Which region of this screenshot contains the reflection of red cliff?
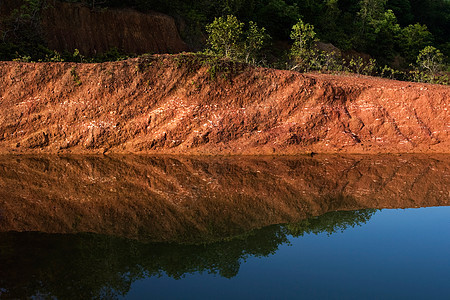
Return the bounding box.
[0,54,448,154]
[0,155,448,242]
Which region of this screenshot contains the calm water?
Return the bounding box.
[126,207,450,300]
[0,155,449,299]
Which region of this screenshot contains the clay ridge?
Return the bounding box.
[0,54,449,154]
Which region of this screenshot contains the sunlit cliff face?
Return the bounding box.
[1,55,449,155]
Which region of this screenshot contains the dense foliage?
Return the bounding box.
[0,0,449,83]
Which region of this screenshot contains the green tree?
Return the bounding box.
[416,46,445,75]
[222,0,249,14]
[400,23,433,63]
[369,9,401,63]
[413,46,448,84]
[206,15,244,59]
[409,0,450,50]
[289,18,317,71]
[1,0,43,41]
[254,0,300,39]
[318,0,343,43]
[0,0,49,60]
[243,21,269,64]
[386,0,414,25]
[206,15,270,63]
[358,0,387,31]
[355,0,387,50]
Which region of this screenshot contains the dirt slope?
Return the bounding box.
[0,155,448,242]
[0,54,449,154]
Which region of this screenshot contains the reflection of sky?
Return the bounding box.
[126,207,450,299]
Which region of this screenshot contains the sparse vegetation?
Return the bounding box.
[410,46,448,84]
[70,66,82,85]
[289,19,317,71]
[174,52,248,81]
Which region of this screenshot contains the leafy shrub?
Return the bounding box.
[205,15,269,65]
[206,15,244,60]
[411,46,448,84]
[70,66,82,85]
[289,18,317,71]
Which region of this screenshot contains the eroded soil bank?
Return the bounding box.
[0,155,448,242]
[0,54,449,154]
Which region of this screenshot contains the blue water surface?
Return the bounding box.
[125,207,450,300]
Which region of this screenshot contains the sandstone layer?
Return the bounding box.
[0,54,449,154]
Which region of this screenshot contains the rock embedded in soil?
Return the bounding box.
[0,54,448,155]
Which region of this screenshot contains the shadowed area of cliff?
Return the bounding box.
[0,155,448,243]
[0,0,188,56]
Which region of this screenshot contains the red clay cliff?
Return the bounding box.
[0,54,449,154]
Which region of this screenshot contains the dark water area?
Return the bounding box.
[0,155,449,299]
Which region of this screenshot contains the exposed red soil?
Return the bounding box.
[0,54,448,154]
[0,155,448,243]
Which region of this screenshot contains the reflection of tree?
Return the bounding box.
[285,209,378,237]
[0,209,376,299]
